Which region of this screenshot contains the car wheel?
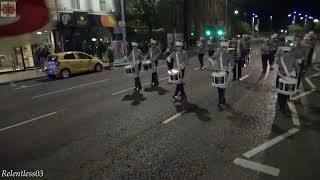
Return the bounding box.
[94,64,103,72]
[61,69,71,79]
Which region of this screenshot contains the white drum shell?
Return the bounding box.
[125,64,135,76]
[211,71,227,88]
[277,77,298,95]
[168,69,181,84]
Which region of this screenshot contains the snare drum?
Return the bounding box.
[277,76,297,95]
[124,64,135,75]
[168,69,181,83]
[143,60,152,71]
[211,71,227,88]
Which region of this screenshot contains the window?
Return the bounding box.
[76,53,91,59]
[70,0,80,9]
[100,0,107,11]
[64,53,76,60]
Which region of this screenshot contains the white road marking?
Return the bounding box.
[305,77,316,89]
[240,75,249,81]
[15,83,42,90]
[194,65,209,71]
[291,90,316,101]
[162,111,184,124]
[288,102,300,126]
[112,77,169,96]
[0,112,57,133]
[32,79,109,99]
[313,66,320,71]
[234,158,280,177]
[243,128,300,158]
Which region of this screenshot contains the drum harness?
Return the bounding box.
[279,56,294,78]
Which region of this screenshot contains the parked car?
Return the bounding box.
[43,51,103,78]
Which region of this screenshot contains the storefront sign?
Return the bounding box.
[74,11,88,27]
[0,1,16,17]
[59,12,74,26]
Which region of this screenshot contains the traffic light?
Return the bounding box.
[216,27,225,36]
[190,32,195,36]
[204,26,213,37]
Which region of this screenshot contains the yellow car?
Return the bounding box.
[44,51,104,78]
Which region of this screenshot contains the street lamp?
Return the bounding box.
[234,10,239,15]
[314,19,319,23]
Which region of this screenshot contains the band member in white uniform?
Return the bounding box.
[197,37,206,70]
[126,42,144,91]
[209,42,234,109]
[146,39,162,86]
[275,48,300,113]
[167,41,188,100]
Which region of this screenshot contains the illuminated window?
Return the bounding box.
[70,0,80,9]
[100,0,107,11]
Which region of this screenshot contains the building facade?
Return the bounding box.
[0,0,119,73]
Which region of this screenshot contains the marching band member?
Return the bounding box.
[208,37,215,57]
[167,41,188,100]
[197,37,206,70]
[126,42,144,91]
[164,41,175,70]
[146,39,162,86]
[275,48,300,113]
[209,42,234,109]
[269,34,280,70]
[261,39,271,73]
[291,36,308,89]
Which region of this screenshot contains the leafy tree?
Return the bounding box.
[314,23,320,34]
[288,25,304,36]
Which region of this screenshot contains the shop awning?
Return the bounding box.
[0,0,49,37]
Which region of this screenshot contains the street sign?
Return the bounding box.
[118,21,125,27]
[113,27,122,34]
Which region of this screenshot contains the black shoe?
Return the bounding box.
[218,104,223,111]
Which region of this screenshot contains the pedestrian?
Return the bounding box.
[146,39,162,86]
[243,35,251,65]
[209,42,234,109]
[269,34,280,70]
[229,37,241,80]
[275,48,300,113]
[208,37,215,57]
[197,37,206,70]
[40,45,50,69]
[164,41,174,70]
[126,42,144,91]
[107,45,114,69]
[167,41,188,100]
[304,32,315,68]
[291,35,308,89]
[261,39,271,73]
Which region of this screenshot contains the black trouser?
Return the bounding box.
[218,88,226,105]
[307,48,314,67]
[181,69,185,79]
[175,83,186,96]
[134,77,142,89]
[269,50,277,66]
[276,75,289,112]
[208,50,214,57]
[138,62,142,71]
[167,59,173,70]
[198,54,204,68]
[233,60,243,80]
[151,72,159,86]
[297,61,304,89]
[261,54,270,73]
[155,60,159,67]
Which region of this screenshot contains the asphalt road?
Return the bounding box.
[0,44,320,180]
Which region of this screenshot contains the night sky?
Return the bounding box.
[231,0,320,31]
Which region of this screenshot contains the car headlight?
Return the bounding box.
[290,43,294,47]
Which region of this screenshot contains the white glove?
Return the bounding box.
[209,58,214,66]
[167,58,171,63]
[296,58,302,64]
[180,64,185,69]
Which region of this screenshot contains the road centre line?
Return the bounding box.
[32,79,109,99]
[243,128,300,158]
[162,111,185,124]
[287,102,300,126]
[15,83,42,90]
[291,90,316,101]
[240,75,249,81]
[0,112,57,133]
[112,77,169,96]
[233,158,280,177]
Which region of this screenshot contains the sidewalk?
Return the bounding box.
[0,63,112,85]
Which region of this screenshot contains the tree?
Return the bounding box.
[288,25,304,36]
[126,0,161,37]
[314,23,320,34]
